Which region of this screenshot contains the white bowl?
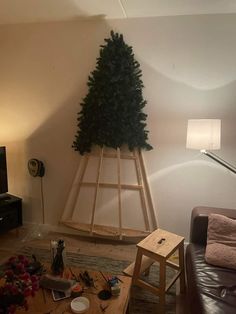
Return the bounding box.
[71,296,90,314]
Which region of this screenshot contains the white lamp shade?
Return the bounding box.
[186,119,221,150]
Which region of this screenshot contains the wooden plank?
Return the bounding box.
[117,147,122,240]
[123,261,136,277]
[134,149,150,231]
[135,278,160,295]
[70,154,89,220]
[166,260,179,270]
[138,150,158,229]
[61,221,150,239]
[90,152,136,160]
[165,271,181,293]
[61,147,158,242]
[123,255,155,277]
[90,147,104,234]
[132,249,143,285]
[81,182,142,190]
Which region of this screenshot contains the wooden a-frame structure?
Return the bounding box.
[61,147,158,240]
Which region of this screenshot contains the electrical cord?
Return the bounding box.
[40,176,45,224]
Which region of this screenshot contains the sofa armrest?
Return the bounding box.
[190,206,236,245]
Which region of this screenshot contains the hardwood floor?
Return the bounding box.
[0,226,189,313]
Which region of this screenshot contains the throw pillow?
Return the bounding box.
[205,213,236,270]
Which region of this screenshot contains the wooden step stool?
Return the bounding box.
[124,228,185,313]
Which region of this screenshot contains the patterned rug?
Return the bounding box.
[19,246,176,314]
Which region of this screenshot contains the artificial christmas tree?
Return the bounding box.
[73,31,152,154]
[61,31,157,240]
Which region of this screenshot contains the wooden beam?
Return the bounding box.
[90,152,136,160]
[138,150,158,229]
[90,147,104,234]
[134,149,150,231]
[165,271,181,292]
[117,148,123,240]
[123,255,155,277]
[61,221,150,239]
[81,182,142,190]
[71,155,89,220]
[166,260,179,270]
[135,279,160,295]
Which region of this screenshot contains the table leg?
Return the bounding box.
[178,241,186,294]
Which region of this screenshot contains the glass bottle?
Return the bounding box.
[51,240,65,276]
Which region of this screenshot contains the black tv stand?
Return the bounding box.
[0,194,22,234]
[0,193,11,201]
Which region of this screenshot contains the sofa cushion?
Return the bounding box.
[190,206,236,246]
[205,214,236,270]
[186,243,236,314]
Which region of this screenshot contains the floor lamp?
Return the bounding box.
[186,119,236,174]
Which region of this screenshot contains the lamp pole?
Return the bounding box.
[201,150,236,174]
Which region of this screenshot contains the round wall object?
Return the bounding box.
[28,159,45,177]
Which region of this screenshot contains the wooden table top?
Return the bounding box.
[16,266,132,314]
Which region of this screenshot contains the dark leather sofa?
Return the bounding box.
[186,206,236,314]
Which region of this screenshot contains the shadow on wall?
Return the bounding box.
[0,0,94,25]
[24,95,81,225]
[2,19,111,225]
[109,14,236,91]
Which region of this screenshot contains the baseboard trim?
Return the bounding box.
[22,221,190,245]
[22,221,82,235]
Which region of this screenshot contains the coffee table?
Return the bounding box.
[16,265,132,314]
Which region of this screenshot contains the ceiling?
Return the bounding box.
[1,0,236,25]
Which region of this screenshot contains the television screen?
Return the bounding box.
[0,147,8,194]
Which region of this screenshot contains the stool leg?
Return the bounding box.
[132,249,143,285]
[179,241,186,294]
[144,267,150,276]
[159,260,166,314]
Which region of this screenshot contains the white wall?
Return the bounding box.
[0,14,236,240]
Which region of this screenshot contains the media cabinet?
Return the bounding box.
[0,194,22,233]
